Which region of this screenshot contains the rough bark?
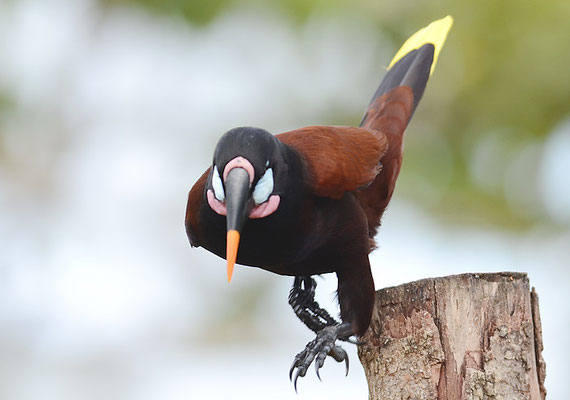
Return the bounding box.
[358,272,546,400]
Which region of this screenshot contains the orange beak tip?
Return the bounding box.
[226,230,240,283]
[227,267,233,283]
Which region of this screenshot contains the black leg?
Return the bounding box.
[288,276,338,333]
[288,277,358,390]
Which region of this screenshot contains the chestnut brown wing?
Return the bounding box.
[277,126,388,199]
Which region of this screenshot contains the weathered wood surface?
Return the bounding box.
[358,272,546,399]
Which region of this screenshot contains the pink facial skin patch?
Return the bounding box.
[223,157,255,184]
[249,195,280,218]
[207,189,227,215]
[207,190,280,219]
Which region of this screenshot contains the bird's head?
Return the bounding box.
[206,127,284,282]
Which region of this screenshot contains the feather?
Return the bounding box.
[388,15,453,76]
[277,126,388,199]
[357,16,453,238]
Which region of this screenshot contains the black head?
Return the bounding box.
[213,127,282,183]
[206,126,286,282]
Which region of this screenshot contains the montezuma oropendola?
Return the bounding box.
[185,16,453,388]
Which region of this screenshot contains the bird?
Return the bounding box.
[185,16,453,389]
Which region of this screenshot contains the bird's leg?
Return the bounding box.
[288,252,373,390]
[288,277,355,390]
[289,321,353,390]
[288,276,338,333]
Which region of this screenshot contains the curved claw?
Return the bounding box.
[314,352,326,381]
[288,324,353,389]
[329,345,349,376]
[289,353,303,381]
[293,367,306,393]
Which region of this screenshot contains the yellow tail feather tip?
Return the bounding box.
[388,15,453,76]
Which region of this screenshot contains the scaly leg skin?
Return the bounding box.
[289,321,354,391]
[288,276,338,333]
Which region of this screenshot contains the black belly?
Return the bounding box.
[197,192,368,277]
[198,199,339,276]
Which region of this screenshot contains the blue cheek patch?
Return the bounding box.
[253,167,274,205]
[212,165,225,202]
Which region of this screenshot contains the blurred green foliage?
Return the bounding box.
[100,0,570,230]
[102,0,346,24]
[0,92,13,111]
[103,0,231,24]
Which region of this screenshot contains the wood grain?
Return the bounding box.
[358,272,546,399]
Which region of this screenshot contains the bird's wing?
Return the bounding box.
[185,167,210,247]
[277,126,388,199]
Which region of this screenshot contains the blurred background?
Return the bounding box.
[0,0,568,398]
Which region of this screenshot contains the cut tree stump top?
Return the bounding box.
[358,272,546,400]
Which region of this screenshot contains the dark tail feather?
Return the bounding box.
[362,44,434,127]
[360,16,453,133]
[356,17,452,239]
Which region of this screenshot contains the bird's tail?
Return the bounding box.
[357,16,452,238]
[360,15,453,132]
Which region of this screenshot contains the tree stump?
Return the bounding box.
[358,272,546,399]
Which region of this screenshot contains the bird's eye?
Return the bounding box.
[212,165,225,201]
[252,167,274,205]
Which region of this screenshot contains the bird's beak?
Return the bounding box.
[224,167,253,283]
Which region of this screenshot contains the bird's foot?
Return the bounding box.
[288,276,338,333]
[289,322,352,391]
